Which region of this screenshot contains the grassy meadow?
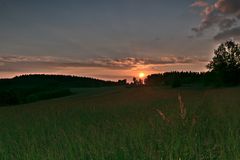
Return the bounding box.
[0,86,240,159]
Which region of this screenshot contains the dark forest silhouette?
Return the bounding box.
[0,74,117,88]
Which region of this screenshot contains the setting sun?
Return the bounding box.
[139,72,145,78]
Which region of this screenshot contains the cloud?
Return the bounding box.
[218,18,237,30]
[214,26,240,40]
[214,0,240,14]
[191,9,222,35]
[0,55,209,73]
[191,0,209,7]
[191,0,240,39]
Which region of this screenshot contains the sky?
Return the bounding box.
[0,0,240,81]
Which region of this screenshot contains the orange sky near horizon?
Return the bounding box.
[0,61,208,82]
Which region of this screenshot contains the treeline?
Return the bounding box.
[145,72,203,87]
[144,71,230,88]
[0,74,119,106]
[0,74,117,89]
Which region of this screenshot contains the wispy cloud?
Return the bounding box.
[214,26,240,40]
[191,0,209,8]
[191,0,240,40]
[0,55,208,73]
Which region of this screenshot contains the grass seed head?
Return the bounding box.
[178,94,187,120]
[156,109,170,124]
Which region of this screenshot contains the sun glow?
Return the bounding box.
[139,72,145,79]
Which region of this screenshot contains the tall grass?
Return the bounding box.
[0,87,240,159]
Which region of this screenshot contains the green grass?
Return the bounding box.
[0,87,240,159]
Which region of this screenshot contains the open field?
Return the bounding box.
[0,87,240,159]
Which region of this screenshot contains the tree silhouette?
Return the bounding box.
[144,71,203,87]
[132,77,143,86]
[207,40,240,85]
[117,79,127,85]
